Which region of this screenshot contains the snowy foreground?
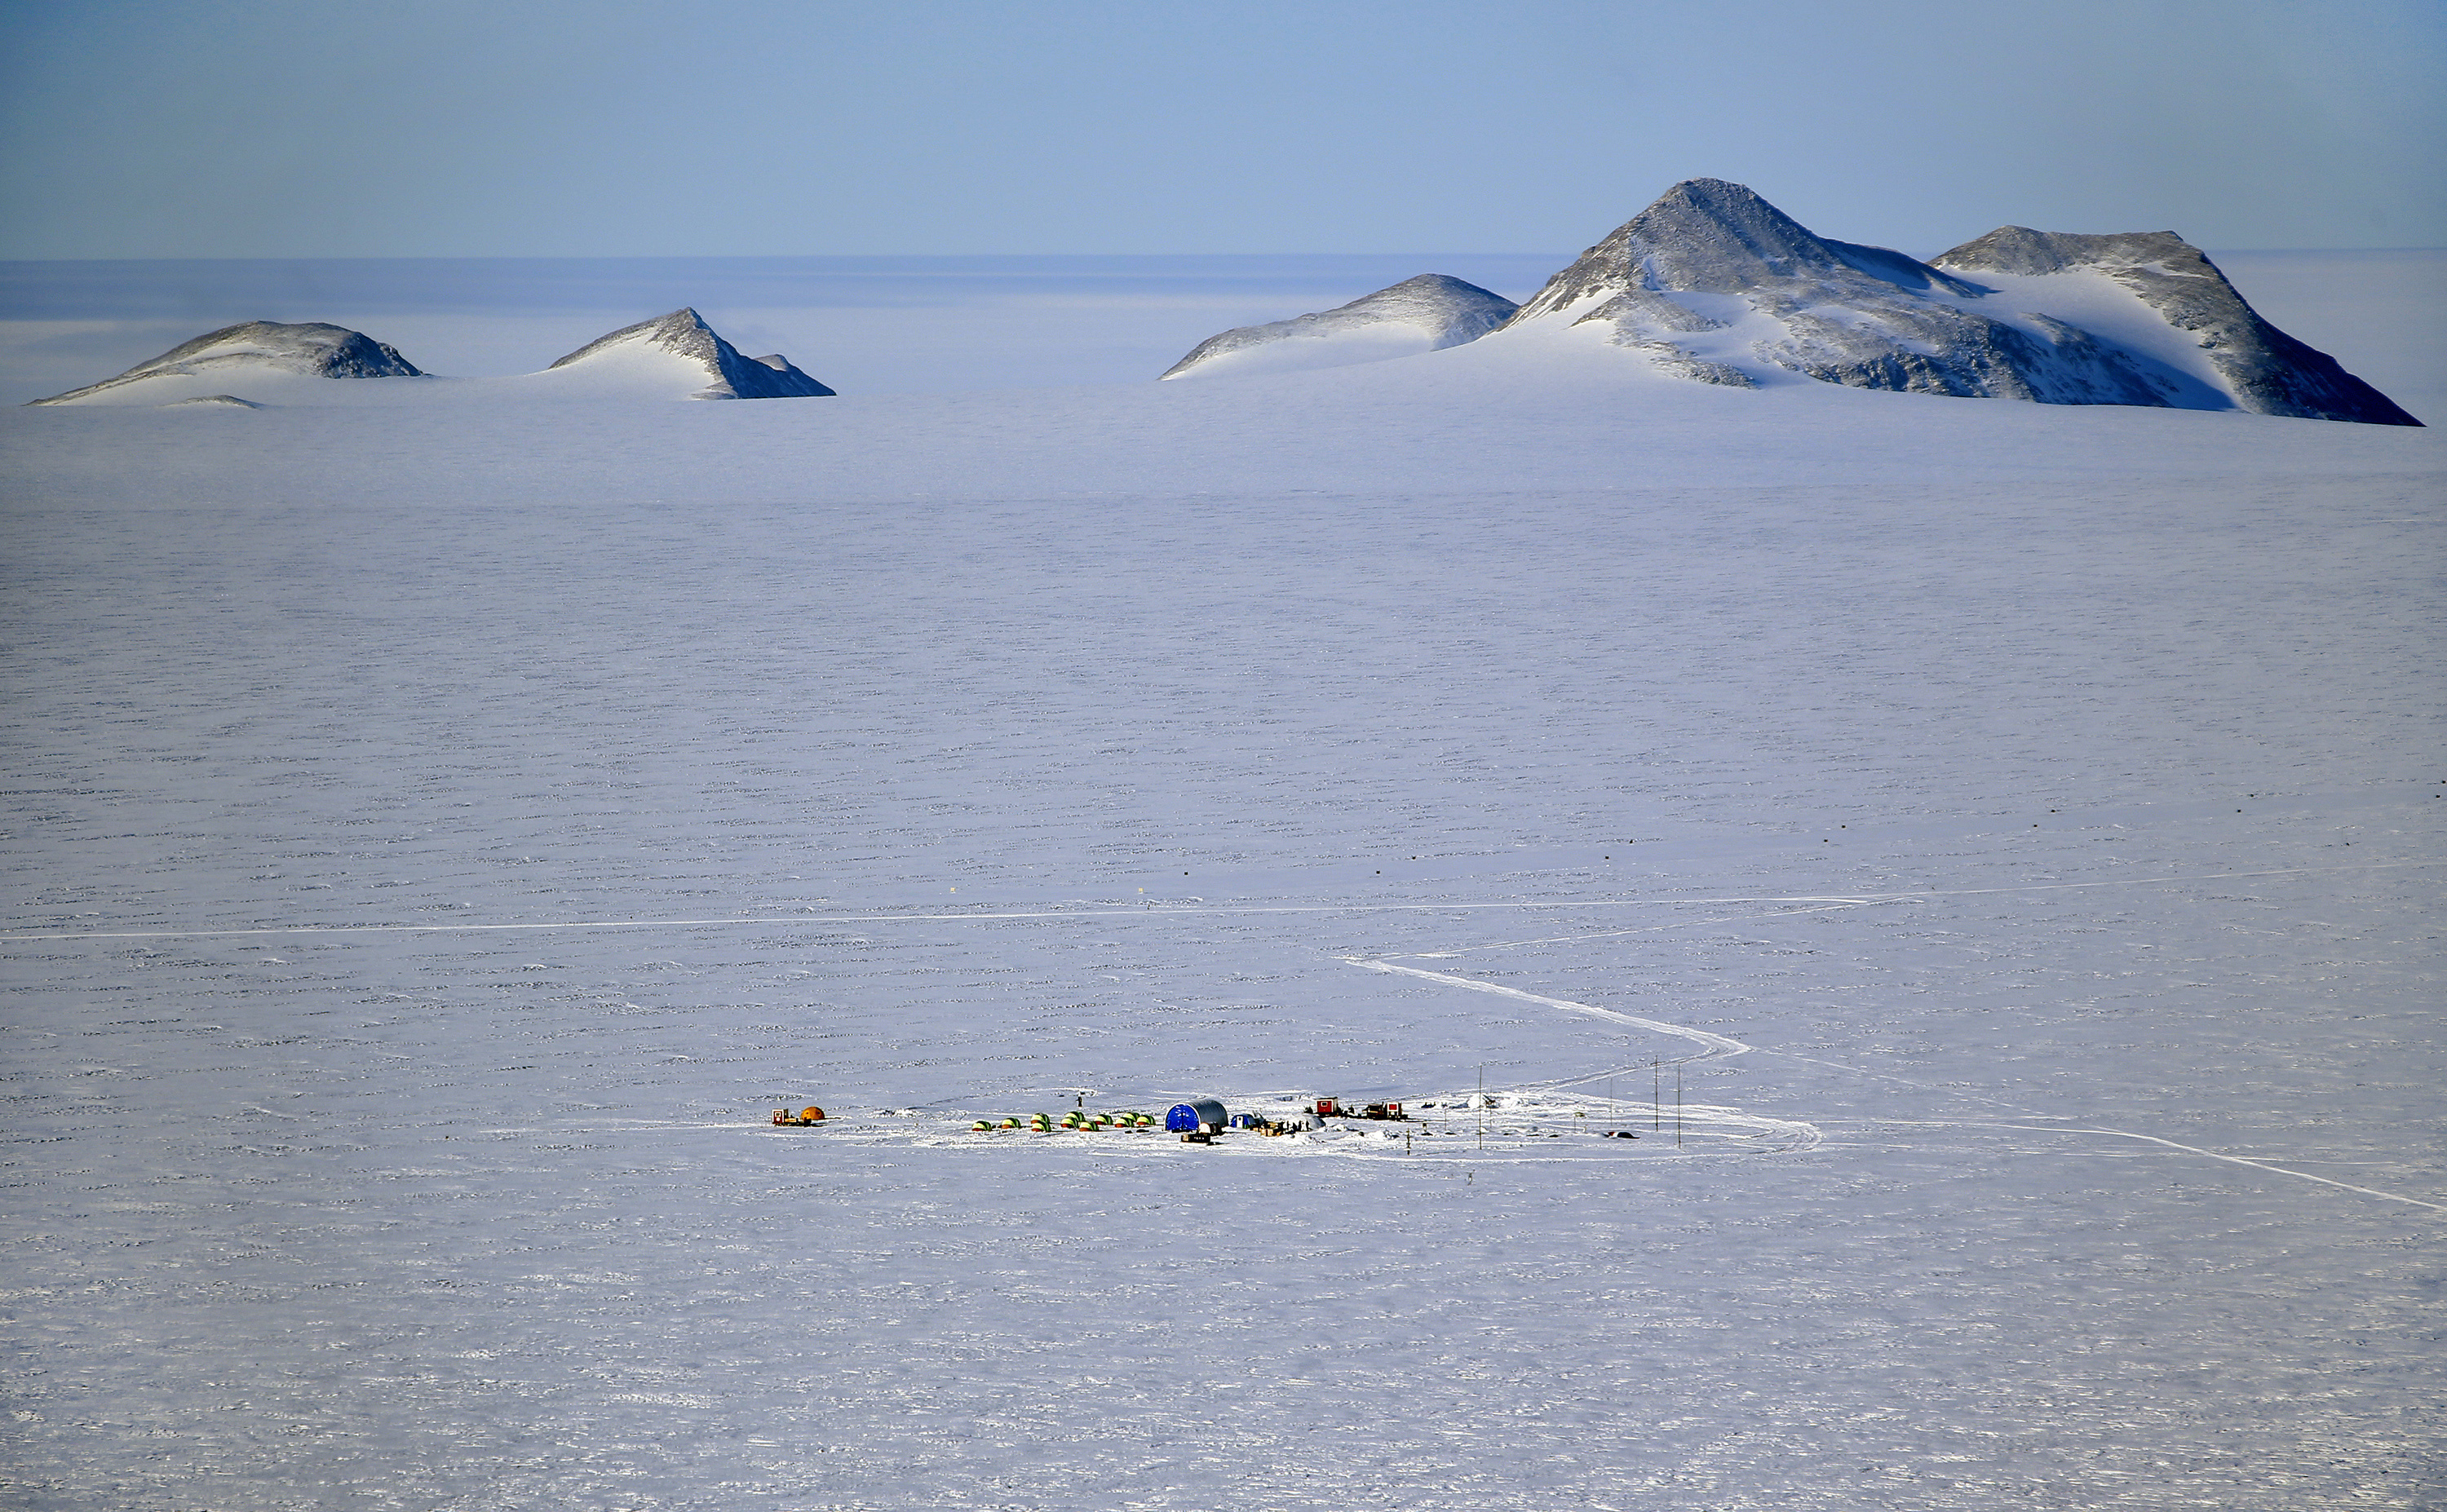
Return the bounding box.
[2,254,2443,1510]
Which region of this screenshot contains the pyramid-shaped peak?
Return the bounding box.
[1507,179,1976,325]
[1636,179,1825,253]
[1550,179,1842,296]
[644,307,715,337]
[547,307,834,399]
[548,308,716,369]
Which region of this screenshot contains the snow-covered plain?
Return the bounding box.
[2,253,2443,1510]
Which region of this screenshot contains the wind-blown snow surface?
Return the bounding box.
[2,257,2443,1510]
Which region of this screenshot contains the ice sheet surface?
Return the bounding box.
[2,254,2442,1510]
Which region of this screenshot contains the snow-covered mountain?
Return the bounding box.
[1493,178,2419,424]
[26,321,423,406]
[544,308,834,399]
[24,307,839,406]
[1927,228,2420,426]
[1160,274,1518,380]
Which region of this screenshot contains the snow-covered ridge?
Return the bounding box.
[1160,273,1519,380]
[1928,228,2419,426]
[1144,179,2417,424]
[27,309,837,406]
[26,321,422,406]
[545,307,835,400]
[1490,178,2420,425]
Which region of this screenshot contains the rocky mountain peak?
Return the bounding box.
[548,307,722,371]
[548,308,834,399]
[1511,179,1978,325]
[1933,227,2201,279]
[1931,228,2420,426]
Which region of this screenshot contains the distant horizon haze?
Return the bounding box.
[1,1,2440,259]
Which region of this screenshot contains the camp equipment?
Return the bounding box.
[1164,1099,1228,1134]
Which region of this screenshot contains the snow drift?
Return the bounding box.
[26,321,423,406]
[1493,178,2419,425]
[1160,273,1519,380]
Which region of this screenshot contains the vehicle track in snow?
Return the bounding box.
[1340,957,1819,1156]
[14,862,2436,1200]
[1833,1120,2447,1214]
[1351,958,1754,1062]
[1330,893,1929,1153]
[6,858,2432,944]
[1344,904,2446,1212]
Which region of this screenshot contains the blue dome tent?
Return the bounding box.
[1164,1099,1228,1134]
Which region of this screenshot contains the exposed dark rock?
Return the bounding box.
[28,321,421,405]
[1933,228,2421,426]
[1505,179,2180,407]
[549,308,835,399]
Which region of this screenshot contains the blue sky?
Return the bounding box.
[2,0,2440,259]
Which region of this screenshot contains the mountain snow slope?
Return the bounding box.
[542,307,834,399]
[1161,273,1519,379]
[25,320,423,406]
[1492,179,2419,424]
[23,308,835,406]
[1929,228,2421,425]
